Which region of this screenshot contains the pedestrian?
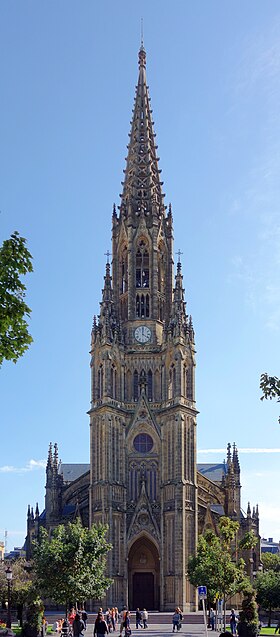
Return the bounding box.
[172,609,181,632]
[81,609,88,629]
[142,610,148,629]
[123,611,131,637]
[135,609,143,629]
[230,610,237,636]
[119,607,128,636]
[275,619,280,635]
[68,609,76,627]
[94,612,109,637]
[73,614,85,637]
[210,608,215,631]
[106,609,113,633]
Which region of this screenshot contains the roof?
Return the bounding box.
[210,504,225,515]
[58,463,90,483]
[197,463,226,483]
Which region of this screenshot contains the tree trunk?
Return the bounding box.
[268,604,272,628]
[223,593,226,632]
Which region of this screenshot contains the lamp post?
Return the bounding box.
[5,566,12,628]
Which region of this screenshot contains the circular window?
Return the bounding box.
[134,433,153,453]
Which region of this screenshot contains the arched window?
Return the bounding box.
[147,369,153,401]
[136,240,149,288]
[133,370,139,401]
[154,369,160,401]
[136,293,150,318]
[158,245,166,293]
[120,246,128,294]
[172,366,176,398]
[125,369,132,401]
[97,365,103,399]
[111,365,117,399]
[187,367,193,400]
[168,368,172,400]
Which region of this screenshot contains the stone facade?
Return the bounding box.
[26,46,260,611]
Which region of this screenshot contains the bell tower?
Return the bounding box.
[89,46,198,611]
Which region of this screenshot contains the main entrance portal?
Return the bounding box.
[128,536,160,610]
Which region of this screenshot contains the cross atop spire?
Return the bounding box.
[120,47,165,221]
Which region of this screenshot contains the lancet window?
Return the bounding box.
[136,293,150,318]
[97,365,104,399]
[111,365,117,399]
[147,369,153,401]
[168,364,176,399]
[136,240,149,288]
[133,370,139,401]
[120,246,128,294]
[186,367,193,400]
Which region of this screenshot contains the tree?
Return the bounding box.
[188,517,254,630]
[0,231,33,366]
[260,374,280,424]
[32,520,112,613]
[0,559,33,609]
[261,552,280,573]
[255,570,280,626]
[237,582,259,637]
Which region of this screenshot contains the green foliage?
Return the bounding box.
[261,552,280,573]
[32,520,112,607]
[260,374,280,424]
[188,518,249,604]
[0,559,33,606]
[0,231,33,366]
[255,570,280,626]
[237,586,259,637]
[239,531,258,551]
[22,595,44,636]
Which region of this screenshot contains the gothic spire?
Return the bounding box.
[120,46,165,219]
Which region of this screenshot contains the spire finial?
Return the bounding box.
[141,18,144,48]
[104,249,112,264]
[176,249,183,267]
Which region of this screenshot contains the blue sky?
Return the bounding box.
[0,1,280,552]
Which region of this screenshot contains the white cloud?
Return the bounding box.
[0,459,45,473]
[198,448,280,454]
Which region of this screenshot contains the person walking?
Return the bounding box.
[94,612,109,637]
[135,609,143,629]
[119,607,128,636]
[209,608,215,631]
[73,614,85,637]
[123,611,131,637]
[230,610,237,635]
[172,609,181,632]
[142,610,148,629]
[81,609,88,630]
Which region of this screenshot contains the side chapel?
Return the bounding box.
[26,46,260,611]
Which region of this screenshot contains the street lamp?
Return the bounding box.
[5,566,12,629]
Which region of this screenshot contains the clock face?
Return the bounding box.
[134,325,151,343]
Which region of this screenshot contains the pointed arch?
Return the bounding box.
[125,369,132,401]
[133,370,139,401]
[136,238,150,288]
[98,365,104,399]
[147,369,153,401]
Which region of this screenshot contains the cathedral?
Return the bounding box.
[26,46,260,611]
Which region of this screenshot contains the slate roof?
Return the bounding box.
[58,463,90,483]
[197,463,226,483]
[210,503,225,515]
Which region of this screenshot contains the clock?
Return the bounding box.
[134,325,151,343]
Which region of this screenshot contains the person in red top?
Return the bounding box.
[68,608,76,626]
